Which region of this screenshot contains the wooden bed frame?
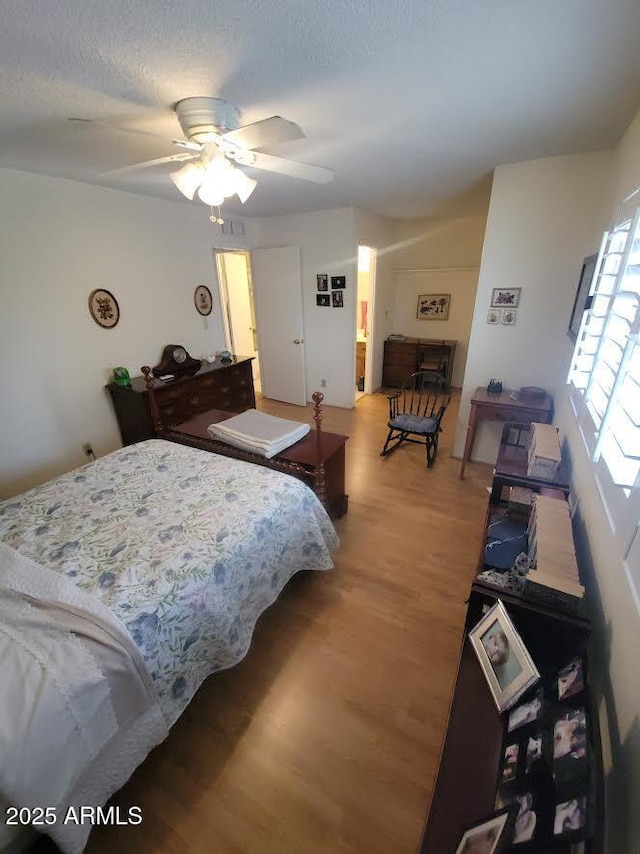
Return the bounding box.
[141,366,348,517]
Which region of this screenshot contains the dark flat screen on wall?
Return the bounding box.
[568,254,598,340]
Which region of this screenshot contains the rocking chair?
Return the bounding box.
[380,371,451,467]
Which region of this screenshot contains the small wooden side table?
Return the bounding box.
[459,387,553,478]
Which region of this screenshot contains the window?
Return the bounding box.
[568,206,640,491]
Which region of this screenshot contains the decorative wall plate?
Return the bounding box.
[194,285,213,316]
[88,288,120,329]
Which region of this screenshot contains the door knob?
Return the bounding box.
[293,339,303,344]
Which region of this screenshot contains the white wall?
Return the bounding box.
[0,169,255,498]
[390,216,487,386]
[391,270,477,387]
[558,109,640,853]
[453,152,612,461]
[252,207,359,408]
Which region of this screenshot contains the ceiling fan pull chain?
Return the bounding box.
[209,205,224,226]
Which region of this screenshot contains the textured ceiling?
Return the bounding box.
[1,0,639,219]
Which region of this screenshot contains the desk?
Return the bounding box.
[459,388,553,478]
[165,409,349,519]
[382,338,457,387]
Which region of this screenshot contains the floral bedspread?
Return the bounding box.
[0,440,339,724]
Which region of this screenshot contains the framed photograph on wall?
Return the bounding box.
[469,600,540,712]
[317,273,328,291]
[491,288,521,308]
[88,288,120,329]
[316,293,330,307]
[417,293,450,320]
[501,309,517,325]
[487,308,501,325]
[194,285,213,316]
[332,290,344,308]
[568,254,597,340]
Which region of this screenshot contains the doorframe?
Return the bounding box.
[364,247,378,395]
[355,245,378,399]
[213,246,259,360]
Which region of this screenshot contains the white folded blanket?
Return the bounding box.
[208,409,310,458]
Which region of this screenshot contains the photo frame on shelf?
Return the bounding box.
[417,293,450,320]
[568,254,597,340]
[553,796,587,837]
[556,658,584,701]
[491,288,521,308]
[507,687,544,732]
[454,807,517,854]
[469,600,540,713]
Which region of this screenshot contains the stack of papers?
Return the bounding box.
[207,409,310,459]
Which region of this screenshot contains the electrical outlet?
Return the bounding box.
[82,443,94,459]
[320,379,327,388]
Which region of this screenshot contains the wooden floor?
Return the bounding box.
[88,389,493,854]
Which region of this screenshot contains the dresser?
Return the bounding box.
[382,337,457,387]
[107,357,255,446]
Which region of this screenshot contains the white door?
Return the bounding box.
[251,246,306,405]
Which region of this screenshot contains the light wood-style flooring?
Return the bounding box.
[88,389,493,854]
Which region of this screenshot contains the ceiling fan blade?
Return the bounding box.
[237,150,334,183]
[221,116,305,151]
[100,152,198,176]
[67,117,202,151]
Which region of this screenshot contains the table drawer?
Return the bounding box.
[384,343,418,366]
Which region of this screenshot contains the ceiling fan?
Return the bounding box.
[75,97,334,207]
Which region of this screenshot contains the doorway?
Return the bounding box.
[356,245,376,399]
[214,249,261,392]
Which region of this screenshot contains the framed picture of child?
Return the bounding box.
[469,600,540,713]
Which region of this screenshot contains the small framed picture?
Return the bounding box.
[525,734,543,773]
[469,600,540,713]
[512,792,538,845]
[194,285,213,316]
[501,743,519,782]
[454,807,517,854]
[556,658,584,701]
[554,796,587,836]
[553,708,587,761]
[417,293,450,320]
[487,308,501,325]
[501,309,517,325]
[88,288,120,329]
[332,291,344,308]
[491,288,521,308]
[331,275,346,289]
[316,294,330,307]
[317,273,328,291]
[507,687,543,732]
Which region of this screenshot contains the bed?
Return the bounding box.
[0,439,339,852]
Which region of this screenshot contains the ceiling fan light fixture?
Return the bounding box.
[233,169,257,203]
[170,161,203,200]
[197,179,225,207]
